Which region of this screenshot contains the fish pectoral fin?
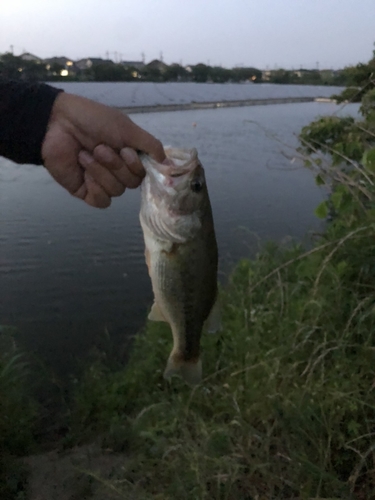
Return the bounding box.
[164,355,202,386]
[148,301,167,322]
[205,297,221,334]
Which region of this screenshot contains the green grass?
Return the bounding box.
[69,223,375,499]
[0,329,37,499]
[2,223,375,499]
[3,228,374,499]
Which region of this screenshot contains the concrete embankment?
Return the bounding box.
[118,96,335,114]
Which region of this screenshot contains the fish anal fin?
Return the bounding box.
[205,297,221,334]
[148,301,167,322]
[164,354,202,386]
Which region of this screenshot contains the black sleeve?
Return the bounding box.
[0,80,63,165]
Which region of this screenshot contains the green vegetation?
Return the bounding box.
[63,48,375,498]
[1,48,375,499]
[0,50,361,85]
[266,68,345,86]
[0,328,36,499]
[0,52,262,83]
[68,47,375,499]
[68,234,375,499]
[332,45,375,103]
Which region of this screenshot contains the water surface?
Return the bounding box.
[51,81,343,107]
[0,101,358,373]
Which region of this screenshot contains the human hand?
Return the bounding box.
[41,92,165,208]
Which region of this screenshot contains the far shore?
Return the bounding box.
[118,96,336,114]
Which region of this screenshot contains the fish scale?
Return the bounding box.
[140,147,218,385]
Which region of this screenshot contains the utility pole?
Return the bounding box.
[141,52,145,63]
[160,51,163,62]
[10,45,14,54]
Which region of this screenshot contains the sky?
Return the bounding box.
[1,0,374,69]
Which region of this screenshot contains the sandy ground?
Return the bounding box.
[24,444,129,500]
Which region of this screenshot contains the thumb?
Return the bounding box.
[118,115,166,163]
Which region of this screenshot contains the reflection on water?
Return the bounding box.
[0,102,358,373]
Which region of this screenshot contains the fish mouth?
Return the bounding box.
[141,147,200,191]
[158,148,199,178]
[141,147,197,174]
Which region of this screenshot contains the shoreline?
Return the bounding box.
[118,96,336,114]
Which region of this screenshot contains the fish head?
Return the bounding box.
[140,148,211,243]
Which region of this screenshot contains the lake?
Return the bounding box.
[0,83,358,374]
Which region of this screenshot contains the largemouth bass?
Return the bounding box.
[140,147,219,385]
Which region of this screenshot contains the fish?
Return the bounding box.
[139,147,219,385]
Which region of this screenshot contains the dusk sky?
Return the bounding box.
[1,0,374,69]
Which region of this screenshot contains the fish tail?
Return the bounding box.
[163,353,202,386]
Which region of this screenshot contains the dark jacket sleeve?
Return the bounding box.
[0,80,63,165]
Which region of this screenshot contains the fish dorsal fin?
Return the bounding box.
[148,301,167,322]
[205,297,221,334]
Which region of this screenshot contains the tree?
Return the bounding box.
[209,66,231,83]
[0,53,23,79]
[0,53,48,81]
[299,46,375,231]
[140,66,162,82]
[231,67,262,83]
[89,63,133,82]
[48,63,65,76]
[162,63,188,82]
[191,64,210,83]
[332,47,375,103]
[269,69,292,84]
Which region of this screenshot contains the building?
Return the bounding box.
[120,60,145,70]
[261,70,272,81]
[44,57,76,77]
[19,52,43,63]
[146,59,168,73]
[75,57,114,70]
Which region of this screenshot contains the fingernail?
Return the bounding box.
[162,157,174,166]
[79,150,93,165]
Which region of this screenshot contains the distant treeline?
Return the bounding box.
[0,52,347,85]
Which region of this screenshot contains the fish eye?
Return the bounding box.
[190,179,203,193]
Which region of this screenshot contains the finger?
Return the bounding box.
[120,147,146,182]
[79,150,125,197]
[93,145,142,188]
[83,171,111,208]
[119,116,166,163]
[93,144,126,171]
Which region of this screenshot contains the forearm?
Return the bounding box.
[0,80,63,164]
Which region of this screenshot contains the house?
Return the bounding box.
[262,70,272,81]
[120,60,145,70]
[293,69,311,78]
[44,56,76,76]
[20,52,43,63]
[75,58,114,70]
[146,59,168,73]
